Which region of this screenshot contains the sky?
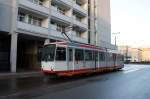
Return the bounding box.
[111,0,150,47]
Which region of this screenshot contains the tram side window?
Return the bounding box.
[75,49,84,61]
[105,53,109,61]
[69,49,73,61]
[113,54,117,61]
[85,50,93,61]
[56,47,66,61]
[119,55,124,61]
[99,52,105,61]
[42,45,56,61]
[109,53,113,61]
[122,55,124,61]
[93,51,98,61]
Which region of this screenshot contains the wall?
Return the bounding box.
[89,0,112,49]
[0,0,16,32]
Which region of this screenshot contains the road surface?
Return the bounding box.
[0,64,150,99]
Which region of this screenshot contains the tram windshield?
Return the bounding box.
[42,44,56,61]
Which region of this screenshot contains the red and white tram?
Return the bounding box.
[41,41,124,76]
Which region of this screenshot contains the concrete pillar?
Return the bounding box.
[10,33,18,73]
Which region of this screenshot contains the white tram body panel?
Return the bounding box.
[41,42,124,76]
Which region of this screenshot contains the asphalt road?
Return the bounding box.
[0,64,150,99]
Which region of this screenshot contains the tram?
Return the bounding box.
[41,41,124,76]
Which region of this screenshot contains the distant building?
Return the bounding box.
[141,48,150,62]
[118,46,142,62]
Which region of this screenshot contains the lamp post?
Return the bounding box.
[112,32,120,46]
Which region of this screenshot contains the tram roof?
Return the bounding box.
[45,41,121,54]
[46,41,107,51]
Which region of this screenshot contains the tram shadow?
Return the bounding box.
[44,69,123,84]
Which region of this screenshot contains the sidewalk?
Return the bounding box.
[0,71,44,79]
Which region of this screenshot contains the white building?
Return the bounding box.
[0,0,113,72]
[88,0,115,49]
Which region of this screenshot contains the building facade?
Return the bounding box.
[118,46,142,62]
[141,48,150,62]
[88,0,115,49]
[0,0,112,72]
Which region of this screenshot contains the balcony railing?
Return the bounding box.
[73,19,88,30]
[69,34,88,43]
[73,2,88,16]
[17,21,48,35]
[55,0,72,7]
[49,25,64,38]
[19,0,49,16]
[49,27,87,43]
[51,6,72,23]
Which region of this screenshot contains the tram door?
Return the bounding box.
[68,48,74,70]
[74,49,84,70]
[95,51,99,68]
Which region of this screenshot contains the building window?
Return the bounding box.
[57,24,62,32]
[28,15,42,26]
[57,8,66,15]
[28,0,44,6]
[76,31,82,37]
[18,12,25,22]
[56,24,65,32]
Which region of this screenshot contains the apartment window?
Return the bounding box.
[76,17,82,22]
[57,24,65,32]
[39,0,43,5]
[28,0,44,6]
[28,15,42,26]
[18,12,25,22]
[76,32,82,37]
[73,13,82,22]
[57,25,62,32]
[57,8,66,15]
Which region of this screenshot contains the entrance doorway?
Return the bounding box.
[17,35,44,72]
[0,34,10,71]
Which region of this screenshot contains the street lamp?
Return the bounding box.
[112,32,120,46]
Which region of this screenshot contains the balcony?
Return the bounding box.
[73,19,88,30]
[51,6,72,24]
[65,31,88,43]
[73,2,88,16]
[17,21,49,35]
[69,34,88,43]
[18,0,49,16]
[49,26,88,43]
[50,29,64,38]
[49,24,63,38]
[53,0,72,7]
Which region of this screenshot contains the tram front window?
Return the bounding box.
[56,47,66,61]
[42,44,56,61]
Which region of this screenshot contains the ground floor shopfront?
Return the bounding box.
[0,32,47,72]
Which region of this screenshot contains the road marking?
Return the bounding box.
[124,68,140,74]
[123,65,150,74]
